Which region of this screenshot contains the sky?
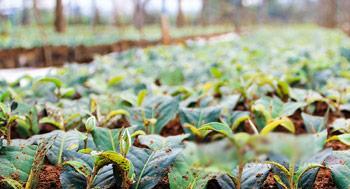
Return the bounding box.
[0,0,269,16]
[0,0,204,16]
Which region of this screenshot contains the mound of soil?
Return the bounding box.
[37,165,62,189]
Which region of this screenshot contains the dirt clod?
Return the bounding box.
[313,168,336,189]
[261,172,278,189]
[37,165,62,189]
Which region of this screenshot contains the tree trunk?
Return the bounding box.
[133,0,149,35]
[111,0,120,26]
[234,0,243,33]
[21,0,30,25]
[54,0,66,33]
[339,0,350,35]
[161,0,171,44]
[258,0,269,24]
[318,0,337,28]
[200,0,209,26]
[176,0,185,27]
[92,0,101,26]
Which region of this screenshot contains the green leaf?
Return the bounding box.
[294,163,324,188]
[39,117,64,130]
[136,90,147,107]
[39,130,81,165]
[327,134,350,145]
[130,96,179,134]
[159,67,184,86]
[60,151,116,188]
[63,161,91,178]
[95,151,131,172]
[252,96,305,124]
[169,141,237,189]
[273,175,288,189]
[260,118,295,136]
[0,177,23,189]
[91,127,119,151]
[329,118,350,133]
[325,150,350,189]
[128,135,187,189]
[240,163,272,189]
[265,131,327,162]
[0,145,37,183]
[108,75,125,86]
[301,113,326,133]
[227,111,250,130]
[179,107,221,137]
[199,122,234,139]
[36,77,63,88]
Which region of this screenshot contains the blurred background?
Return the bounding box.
[0,0,349,68]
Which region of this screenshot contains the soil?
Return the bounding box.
[234,101,249,111]
[206,179,222,189]
[160,116,184,137]
[37,165,62,189]
[111,116,131,129]
[325,140,350,151]
[133,136,149,149]
[312,168,336,189]
[313,102,329,117]
[289,110,306,134]
[39,123,58,134]
[261,172,278,189]
[341,110,350,119]
[153,176,170,189]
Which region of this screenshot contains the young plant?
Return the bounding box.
[263,132,329,189]
[197,122,262,189]
[0,102,27,144]
[252,96,305,135]
[64,151,133,189]
[84,116,97,149]
[265,161,325,189]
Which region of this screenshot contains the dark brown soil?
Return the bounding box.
[153,175,169,189]
[112,116,131,129]
[312,168,336,189]
[325,140,350,151]
[133,136,149,149]
[341,110,350,119]
[37,165,62,189]
[39,123,58,134]
[261,172,278,189]
[313,102,329,116]
[234,101,248,111]
[160,116,184,137]
[206,179,222,189]
[289,110,306,134]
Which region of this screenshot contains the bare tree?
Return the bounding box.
[258,0,269,24]
[21,0,30,25]
[233,0,243,33]
[318,0,337,28]
[54,0,66,33]
[92,0,101,26]
[161,0,170,44]
[200,0,209,26]
[111,0,120,26]
[133,0,150,34]
[176,0,185,27]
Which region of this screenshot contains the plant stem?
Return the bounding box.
[248,119,259,135]
[84,132,88,149]
[236,162,244,189]
[86,167,98,189]
[6,122,13,145]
